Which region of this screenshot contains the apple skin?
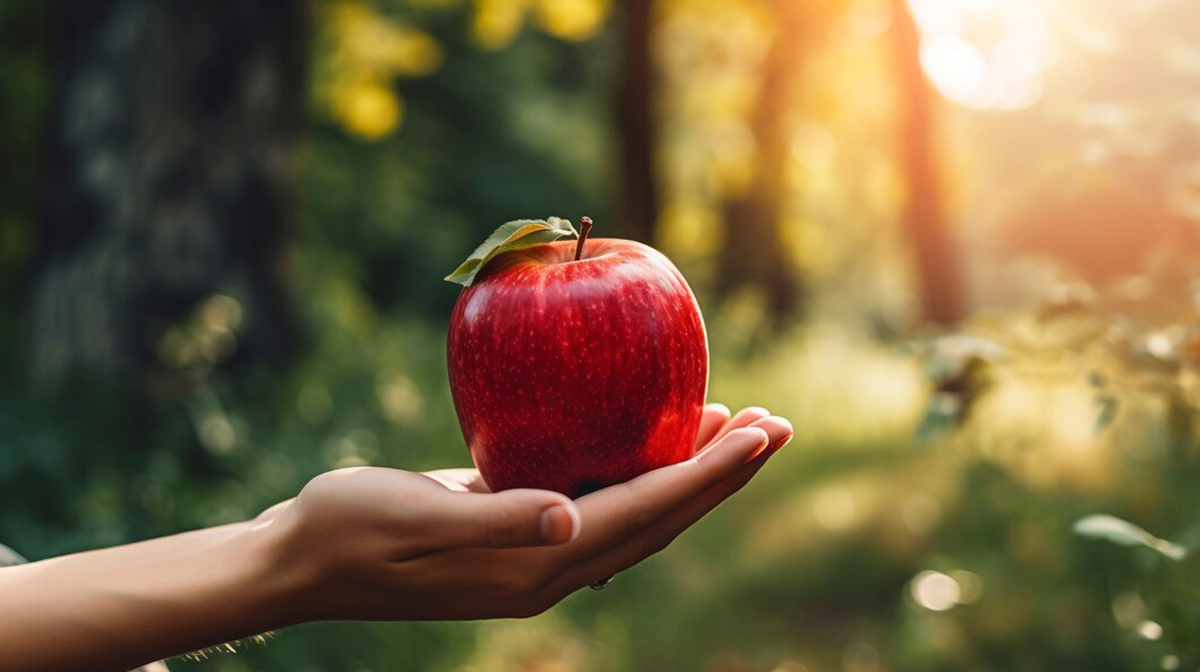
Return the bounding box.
[447,238,709,497]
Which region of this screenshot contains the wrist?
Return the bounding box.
[233,505,321,629]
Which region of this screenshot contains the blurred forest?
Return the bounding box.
[3,0,1200,670]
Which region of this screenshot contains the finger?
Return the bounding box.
[707,407,771,446]
[741,415,794,453]
[692,403,732,453]
[414,488,582,550]
[551,451,772,595]
[688,406,774,464]
[548,416,794,595]
[421,469,492,493]
[564,426,771,559]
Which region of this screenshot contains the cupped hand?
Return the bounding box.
[262,404,792,623]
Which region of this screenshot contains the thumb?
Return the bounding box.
[425,488,582,549]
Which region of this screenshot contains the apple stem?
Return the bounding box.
[574,217,594,261]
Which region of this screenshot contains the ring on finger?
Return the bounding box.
[589,575,615,591]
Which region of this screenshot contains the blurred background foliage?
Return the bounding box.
[2,0,1200,670]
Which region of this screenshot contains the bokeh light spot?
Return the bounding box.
[910,570,960,611]
[949,570,983,604]
[378,373,423,425]
[901,494,943,534]
[843,642,880,672]
[199,414,237,454]
[1112,591,1147,629]
[813,488,857,531]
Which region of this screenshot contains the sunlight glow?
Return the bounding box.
[921,35,987,105]
[909,0,1057,110]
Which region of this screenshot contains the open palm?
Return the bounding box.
[265,404,793,622]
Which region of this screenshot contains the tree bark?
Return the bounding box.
[890,0,961,325]
[30,0,306,382]
[715,0,804,321]
[614,0,658,244]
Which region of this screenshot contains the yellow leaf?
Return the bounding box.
[330,77,403,141]
[533,0,609,41]
[387,31,442,75]
[473,0,530,49]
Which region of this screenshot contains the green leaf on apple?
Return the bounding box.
[444,217,579,287]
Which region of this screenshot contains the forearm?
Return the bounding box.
[0,519,297,672]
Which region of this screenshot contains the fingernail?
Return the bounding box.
[771,434,794,452]
[540,505,577,543]
[733,427,770,462]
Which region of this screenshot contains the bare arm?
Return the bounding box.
[0,405,792,672]
[0,520,292,671]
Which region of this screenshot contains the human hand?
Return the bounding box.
[0,405,790,672]
[261,404,793,623]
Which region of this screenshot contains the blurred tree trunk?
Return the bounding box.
[29,0,306,382]
[615,0,658,244]
[715,0,804,321]
[890,0,961,324]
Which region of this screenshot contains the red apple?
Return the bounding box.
[447,228,708,497]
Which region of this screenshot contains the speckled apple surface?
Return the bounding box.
[447,238,709,497]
